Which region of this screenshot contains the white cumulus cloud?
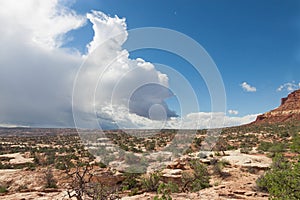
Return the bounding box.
[92,106,258,129]
[0,0,86,49]
[228,110,239,115]
[277,81,300,92]
[223,113,258,127]
[240,82,257,92]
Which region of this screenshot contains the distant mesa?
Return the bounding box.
[253,89,300,124]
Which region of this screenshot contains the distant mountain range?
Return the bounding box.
[252,89,300,124]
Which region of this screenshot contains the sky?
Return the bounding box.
[0,0,299,129]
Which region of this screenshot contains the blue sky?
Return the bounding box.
[65,0,300,116]
[0,0,299,128]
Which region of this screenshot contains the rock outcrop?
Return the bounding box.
[253,89,300,124]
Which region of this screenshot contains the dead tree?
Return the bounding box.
[64,163,120,200]
[65,163,94,200]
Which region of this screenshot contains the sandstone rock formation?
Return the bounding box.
[253,89,300,124]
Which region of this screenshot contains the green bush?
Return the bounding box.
[44,168,57,188]
[213,160,230,177]
[182,160,210,192]
[121,173,140,190]
[256,154,300,200]
[129,188,139,196]
[240,147,252,154]
[141,171,161,192]
[154,183,172,200]
[268,143,286,153]
[164,182,179,193]
[145,141,155,151]
[290,135,300,153]
[0,185,7,193]
[257,142,273,152]
[96,162,107,168]
[194,137,202,147]
[55,162,67,170]
[258,142,286,155]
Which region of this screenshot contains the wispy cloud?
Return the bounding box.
[277,81,300,92]
[240,82,257,92]
[228,109,239,115]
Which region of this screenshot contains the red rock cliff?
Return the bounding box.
[253,89,300,124]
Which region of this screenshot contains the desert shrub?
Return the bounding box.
[17,184,28,192]
[25,162,36,171]
[86,182,119,200]
[194,137,202,147]
[33,153,42,165]
[121,173,140,191]
[0,185,7,193]
[279,131,290,138]
[258,142,286,155]
[290,135,300,153]
[44,167,57,188]
[182,160,210,192]
[141,171,161,192]
[7,163,35,170]
[119,143,129,151]
[164,182,179,193]
[154,183,172,200]
[240,147,252,154]
[0,157,12,162]
[55,156,75,170]
[55,162,67,170]
[96,161,107,168]
[226,145,237,150]
[0,162,12,169]
[268,143,286,153]
[130,147,142,153]
[213,160,230,177]
[256,154,300,200]
[183,147,193,155]
[129,188,139,196]
[145,141,155,151]
[240,141,253,149]
[214,151,221,156]
[44,152,55,165]
[246,166,258,174]
[257,142,273,152]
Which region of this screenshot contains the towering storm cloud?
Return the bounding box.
[72,10,177,129]
[0,0,257,129]
[0,1,177,128]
